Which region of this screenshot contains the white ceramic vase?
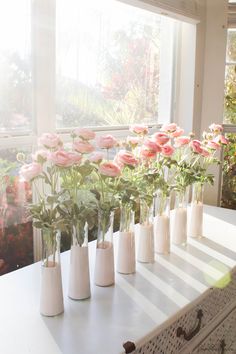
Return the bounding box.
[137,224,154,263]
[68,223,90,300]
[188,183,204,238]
[117,206,135,274]
[137,200,154,263]
[154,214,170,254]
[68,245,90,300]
[40,262,64,316]
[40,230,64,316]
[154,191,170,254]
[171,189,188,245]
[94,210,115,286]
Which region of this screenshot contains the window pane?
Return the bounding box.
[221,133,236,209]
[0,1,32,134]
[226,29,236,63]
[56,0,175,129]
[0,147,33,274]
[224,64,236,123]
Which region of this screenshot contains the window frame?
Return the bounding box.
[0,0,181,145]
[0,0,194,262]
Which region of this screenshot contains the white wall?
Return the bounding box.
[175,22,197,132]
[198,0,228,205]
[174,0,228,205]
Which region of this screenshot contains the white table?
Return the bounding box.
[0,205,236,354]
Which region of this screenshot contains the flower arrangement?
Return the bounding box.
[16,122,229,313]
[18,123,228,240]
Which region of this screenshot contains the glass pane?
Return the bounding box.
[224,64,236,123]
[221,133,236,209]
[226,30,236,63]
[56,0,175,128]
[0,147,33,274]
[0,1,32,134]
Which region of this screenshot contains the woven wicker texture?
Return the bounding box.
[192,307,236,353]
[134,270,236,354]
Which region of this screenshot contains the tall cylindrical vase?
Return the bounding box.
[154,191,170,254]
[117,205,135,274]
[188,183,204,238]
[40,229,64,316]
[68,222,90,300]
[171,188,189,245]
[137,200,154,263]
[94,209,114,286]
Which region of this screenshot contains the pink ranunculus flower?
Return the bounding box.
[98,162,121,177]
[73,140,95,154]
[96,135,117,149]
[32,150,48,163]
[171,127,184,138]
[190,140,203,154]
[209,123,223,134]
[161,145,175,157]
[20,163,42,182]
[73,128,96,140]
[214,135,229,145]
[38,133,62,150]
[129,124,149,135]
[140,147,156,159]
[49,150,82,167]
[174,136,190,147]
[207,141,221,150]
[116,150,139,167]
[153,132,170,146]
[143,139,162,153]
[160,123,177,133]
[201,148,210,157]
[127,136,139,147]
[88,152,104,164]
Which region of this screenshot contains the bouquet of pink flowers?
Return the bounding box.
[18,122,228,242]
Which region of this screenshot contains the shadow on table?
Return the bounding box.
[191,237,236,261]
[203,205,236,227]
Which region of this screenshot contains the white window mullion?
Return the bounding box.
[32,0,56,135]
[158,17,176,124]
[31,0,56,262]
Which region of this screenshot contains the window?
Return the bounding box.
[224,29,236,124]
[56,0,177,129]
[0,0,187,269]
[0,146,33,274]
[221,1,236,209]
[0,0,32,135]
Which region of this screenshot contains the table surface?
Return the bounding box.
[0,205,236,354]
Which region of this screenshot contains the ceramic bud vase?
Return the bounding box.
[137,199,154,263]
[94,209,115,286]
[171,188,189,245]
[68,222,90,300]
[188,183,204,238]
[154,191,170,254]
[40,229,64,316]
[117,204,135,274]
